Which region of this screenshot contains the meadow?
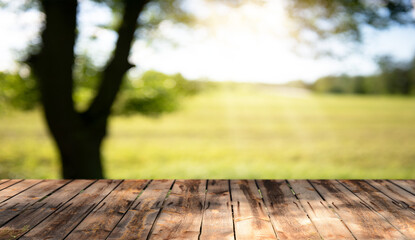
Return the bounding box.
[1,84,415,179]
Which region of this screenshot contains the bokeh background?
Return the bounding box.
[0,0,415,179]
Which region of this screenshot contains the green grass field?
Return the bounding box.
[1,85,415,179]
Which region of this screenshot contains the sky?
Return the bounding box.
[1,0,415,83]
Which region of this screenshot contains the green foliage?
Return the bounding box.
[377,55,414,94]
[311,56,415,95]
[313,75,362,94]
[114,70,206,116]
[0,65,207,116]
[89,0,195,44]
[287,0,414,43]
[71,58,210,116]
[72,55,102,111]
[0,71,38,112]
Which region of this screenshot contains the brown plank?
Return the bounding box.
[148,180,207,240]
[340,180,415,239]
[231,180,276,240]
[107,180,174,240]
[19,179,120,240]
[200,180,234,240]
[66,180,149,239]
[367,180,415,209]
[0,179,23,191]
[288,180,354,240]
[391,180,415,195]
[257,180,320,240]
[0,179,69,226]
[0,180,93,239]
[310,180,406,239]
[0,179,10,186]
[367,180,415,208]
[0,180,41,203]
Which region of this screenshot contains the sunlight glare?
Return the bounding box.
[131,0,385,83]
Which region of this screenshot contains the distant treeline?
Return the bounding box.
[289,56,415,95]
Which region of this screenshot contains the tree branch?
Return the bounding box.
[84,0,149,122]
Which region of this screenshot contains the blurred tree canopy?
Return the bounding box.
[0,71,38,112]
[71,54,205,115]
[114,70,206,116]
[0,66,204,116]
[288,0,414,40]
[0,0,414,178]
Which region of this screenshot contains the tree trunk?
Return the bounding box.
[55,126,105,179]
[29,0,147,179]
[30,0,105,178]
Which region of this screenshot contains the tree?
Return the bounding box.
[377,55,413,94]
[3,0,414,178]
[23,0,192,178]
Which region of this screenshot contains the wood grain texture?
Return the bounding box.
[0,179,41,203]
[0,179,413,240]
[310,180,406,239]
[0,179,22,191]
[288,180,354,240]
[368,180,415,208]
[66,180,149,240]
[107,180,174,240]
[0,179,10,186]
[231,180,277,240]
[149,180,207,240]
[199,180,234,240]
[340,180,415,239]
[391,180,415,195]
[0,179,68,226]
[0,180,93,240]
[19,179,120,240]
[257,180,320,240]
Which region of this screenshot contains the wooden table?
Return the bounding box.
[0,179,414,239]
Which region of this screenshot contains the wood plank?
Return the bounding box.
[199,180,234,240]
[310,180,406,239]
[367,180,415,208]
[257,180,320,240]
[66,180,149,240]
[19,179,120,240]
[340,180,415,239]
[391,180,415,195]
[0,179,23,191]
[148,180,207,240]
[231,180,276,240]
[0,179,413,239]
[0,180,93,239]
[0,179,10,186]
[107,180,174,240]
[0,179,69,226]
[288,180,354,240]
[0,180,41,203]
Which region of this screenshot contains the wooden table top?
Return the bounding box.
[0,179,414,239]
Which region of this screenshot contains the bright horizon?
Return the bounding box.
[1,0,415,83]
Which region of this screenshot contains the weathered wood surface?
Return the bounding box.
[0,179,414,239]
[257,180,320,240]
[310,180,406,239]
[149,180,206,240]
[66,180,149,240]
[107,180,174,240]
[231,180,276,240]
[288,180,354,239]
[199,180,234,240]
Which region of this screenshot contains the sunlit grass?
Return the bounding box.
[1,85,415,178]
